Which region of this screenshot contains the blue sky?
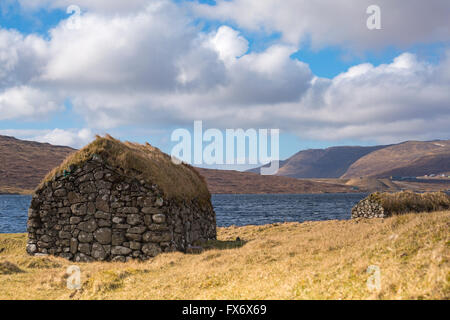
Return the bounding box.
[0,0,449,169]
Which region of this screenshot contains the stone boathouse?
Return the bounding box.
[27,135,216,262]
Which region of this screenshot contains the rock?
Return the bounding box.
[96,180,112,190]
[111,246,132,255]
[78,219,97,233]
[54,189,67,197]
[70,238,78,254]
[58,231,72,239]
[94,211,111,220]
[58,207,71,214]
[112,217,124,224]
[112,256,126,263]
[112,232,125,246]
[67,192,85,204]
[127,226,147,234]
[148,224,169,231]
[130,242,141,250]
[91,243,107,260]
[77,173,93,183]
[69,216,82,225]
[78,243,91,255]
[40,235,52,243]
[26,243,37,254]
[126,214,142,225]
[94,171,104,180]
[70,203,87,216]
[142,243,162,257]
[75,253,93,262]
[155,197,164,207]
[152,214,166,224]
[144,215,152,226]
[79,181,96,194]
[27,219,40,228]
[28,208,38,218]
[95,198,110,212]
[143,231,171,243]
[125,233,142,241]
[141,207,160,214]
[97,219,112,227]
[119,207,139,214]
[78,231,93,243]
[94,228,112,245]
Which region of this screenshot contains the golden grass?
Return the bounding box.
[39,135,210,203]
[0,211,449,300]
[368,191,450,215]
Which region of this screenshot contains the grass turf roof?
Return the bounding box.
[367,191,450,215]
[39,135,211,203]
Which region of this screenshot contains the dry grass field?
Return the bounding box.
[0,211,448,300]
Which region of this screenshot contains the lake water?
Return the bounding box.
[0,193,367,233]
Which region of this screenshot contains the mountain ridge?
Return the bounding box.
[249,140,450,179]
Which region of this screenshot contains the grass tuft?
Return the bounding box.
[0,261,24,275]
[20,257,62,269]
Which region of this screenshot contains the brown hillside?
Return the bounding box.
[196,168,354,194]
[341,140,450,178]
[0,135,75,193]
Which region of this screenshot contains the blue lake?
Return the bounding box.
[0,193,367,233]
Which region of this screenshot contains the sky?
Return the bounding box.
[0,0,449,170]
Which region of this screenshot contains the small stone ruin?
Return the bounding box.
[351,191,450,219]
[27,136,216,262]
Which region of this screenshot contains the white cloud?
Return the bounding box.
[33,128,94,148]
[265,52,450,143]
[0,86,61,120]
[0,128,94,148]
[194,0,450,50]
[17,0,150,13]
[206,25,249,66]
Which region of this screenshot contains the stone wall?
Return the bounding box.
[27,157,216,262]
[351,198,386,219]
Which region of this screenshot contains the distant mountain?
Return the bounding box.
[0,135,75,193]
[249,140,450,180]
[341,140,450,178]
[249,145,386,178]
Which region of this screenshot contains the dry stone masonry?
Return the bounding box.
[351,197,386,219]
[27,150,216,262]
